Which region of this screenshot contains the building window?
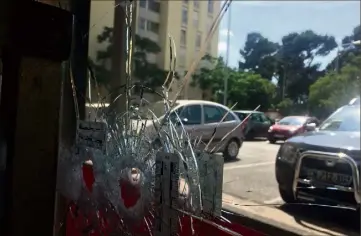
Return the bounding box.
[182,7,188,26]
[180,29,187,46]
[196,32,202,49]
[206,17,213,33]
[147,21,159,34]
[207,0,214,14]
[148,0,160,13]
[179,48,186,67]
[193,12,199,28]
[194,0,199,10]
[139,0,146,8]
[139,18,146,30]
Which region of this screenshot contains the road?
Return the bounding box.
[222,140,360,236]
[223,139,281,204]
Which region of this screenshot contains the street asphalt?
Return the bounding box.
[222,139,360,235]
[223,139,282,204]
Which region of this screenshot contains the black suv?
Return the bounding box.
[275,103,360,209]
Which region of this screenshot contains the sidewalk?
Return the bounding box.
[222,193,358,236]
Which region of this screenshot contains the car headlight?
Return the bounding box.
[277,143,298,164]
[289,127,298,133]
[268,126,273,132]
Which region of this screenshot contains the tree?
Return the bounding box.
[277,30,337,102]
[192,54,276,110]
[325,24,361,72]
[238,31,337,103]
[309,54,361,118]
[89,26,174,90]
[238,32,280,81]
[227,71,277,110]
[191,54,227,99]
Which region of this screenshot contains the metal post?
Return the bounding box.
[335,41,361,74]
[335,48,340,73]
[70,0,91,120]
[223,5,231,106]
[282,65,286,100]
[110,0,127,113]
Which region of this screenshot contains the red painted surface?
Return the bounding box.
[64,163,266,236]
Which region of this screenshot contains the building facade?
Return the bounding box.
[88,0,220,101]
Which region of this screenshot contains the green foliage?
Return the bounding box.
[239,30,337,103]
[239,32,280,81]
[309,54,361,118]
[192,55,276,110]
[90,26,174,90]
[325,24,361,72]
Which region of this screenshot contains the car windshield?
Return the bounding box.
[133,102,180,119]
[235,112,247,121]
[278,116,307,126]
[319,106,360,132]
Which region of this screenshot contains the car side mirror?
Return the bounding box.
[305,123,316,131]
[182,118,189,124]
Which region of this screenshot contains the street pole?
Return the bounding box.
[335,40,361,74]
[223,5,231,106]
[282,65,286,100]
[335,48,340,73]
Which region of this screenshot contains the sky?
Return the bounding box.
[217,1,361,69]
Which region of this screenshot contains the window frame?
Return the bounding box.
[207,0,214,14]
[182,7,188,26]
[180,29,187,46]
[193,11,199,28]
[147,21,160,34]
[193,0,200,10]
[138,18,146,30]
[139,0,146,8]
[203,105,235,124]
[179,104,202,125]
[148,0,160,13]
[196,32,202,49]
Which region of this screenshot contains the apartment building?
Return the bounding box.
[88,0,220,101]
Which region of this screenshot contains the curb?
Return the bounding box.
[221,193,356,236]
[222,203,303,236]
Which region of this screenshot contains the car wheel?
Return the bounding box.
[245,129,255,140]
[268,138,276,144]
[279,186,296,204]
[223,139,240,160]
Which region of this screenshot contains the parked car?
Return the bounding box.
[267,116,320,143]
[275,103,360,209]
[233,110,274,139]
[136,100,244,160]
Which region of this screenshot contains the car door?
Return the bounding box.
[249,113,263,136]
[258,113,273,136]
[202,104,237,150]
[175,104,204,141]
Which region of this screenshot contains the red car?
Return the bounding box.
[267,116,320,143]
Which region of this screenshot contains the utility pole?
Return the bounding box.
[223,5,231,106]
[282,64,286,100]
[335,40,361,73]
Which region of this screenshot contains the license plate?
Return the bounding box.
[274,134,284,138]
[302,167,352,186]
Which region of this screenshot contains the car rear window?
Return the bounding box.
[235,112,247,121]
